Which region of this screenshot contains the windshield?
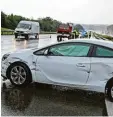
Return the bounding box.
[17,23,31,29]
[59,24,69,29]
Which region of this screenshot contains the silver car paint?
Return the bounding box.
[15,20,40,35]
[1,39,113,93]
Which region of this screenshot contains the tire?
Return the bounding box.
[57,36,62,42]
[107,83,113,102]
[72,35,74,39]
[25,34,29,40]
[8,63,32,87]
[57,36,60,42]
[60,37,62,41]
[15,34,18,39]
[35,34,38,39]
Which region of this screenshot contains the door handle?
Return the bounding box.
[76,63,85,67]
[32,61,36,65]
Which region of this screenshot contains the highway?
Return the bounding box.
[1,34,112,116]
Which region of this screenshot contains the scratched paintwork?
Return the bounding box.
[1,39,113,94]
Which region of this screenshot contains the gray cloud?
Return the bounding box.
[1,0,113,24]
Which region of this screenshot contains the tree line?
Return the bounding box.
[1,11,62,32]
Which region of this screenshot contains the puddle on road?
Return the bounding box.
[1,35,57,56]
[1,81,106,116]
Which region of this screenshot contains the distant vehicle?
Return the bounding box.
[14,20,40,39]
[79,30,88,38]
[57,23,79,42]
[1,39,113,102]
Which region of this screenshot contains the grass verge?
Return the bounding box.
[94,33,113,40]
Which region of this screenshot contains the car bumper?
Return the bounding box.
[14,32,29,36]
[1,61,10,79]
[1,74,7,80]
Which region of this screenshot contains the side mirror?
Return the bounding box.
[44,49,48,55]
[29,26,31,30]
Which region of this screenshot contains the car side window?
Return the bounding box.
[49,43,90,57]
[96,46,113,57]
[34,48,47,55]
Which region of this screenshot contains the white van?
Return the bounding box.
[14,20,40,39]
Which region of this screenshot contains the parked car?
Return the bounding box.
[14,20,40,39]
[1,39,113,102]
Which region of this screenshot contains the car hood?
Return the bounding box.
[15,28,29,32]
[17,48,33,53]
[8,48,37,58]
[10,48,32,54]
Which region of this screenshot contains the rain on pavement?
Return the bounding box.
[1,35,107,116]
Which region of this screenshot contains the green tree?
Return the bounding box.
[1,11,6,27]
[1,11,62,32]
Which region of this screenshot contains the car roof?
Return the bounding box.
[67,38,113,49]
[37,38,113,50]
[19,20,39,25]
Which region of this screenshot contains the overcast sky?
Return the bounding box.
[1,0,113,24]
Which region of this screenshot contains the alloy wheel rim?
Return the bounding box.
[111,86,113,98]
[11,66,26,85]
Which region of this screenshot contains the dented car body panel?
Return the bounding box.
[1,39,113,93]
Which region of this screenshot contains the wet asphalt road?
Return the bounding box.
[1,35,106,116]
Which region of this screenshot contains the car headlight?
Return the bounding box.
[24,31,29,34]
[2,54,10,61]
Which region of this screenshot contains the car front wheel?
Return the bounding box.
[35,34,38,39]
[15,34,18,38]
[107,83,113,102]
[25,34,29,40]
[8,63,32,87]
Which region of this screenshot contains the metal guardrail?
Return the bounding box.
[1,31,57,35]
[1,30,14,35]
[92,32,113,41]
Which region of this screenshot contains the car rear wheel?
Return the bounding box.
[8,63,32,87]
[107,83,113,102]
[57,36,62,42]
[57,36,60,42]
[35,34,38,39]
[59,37,62,41]
[25,34,29,40]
